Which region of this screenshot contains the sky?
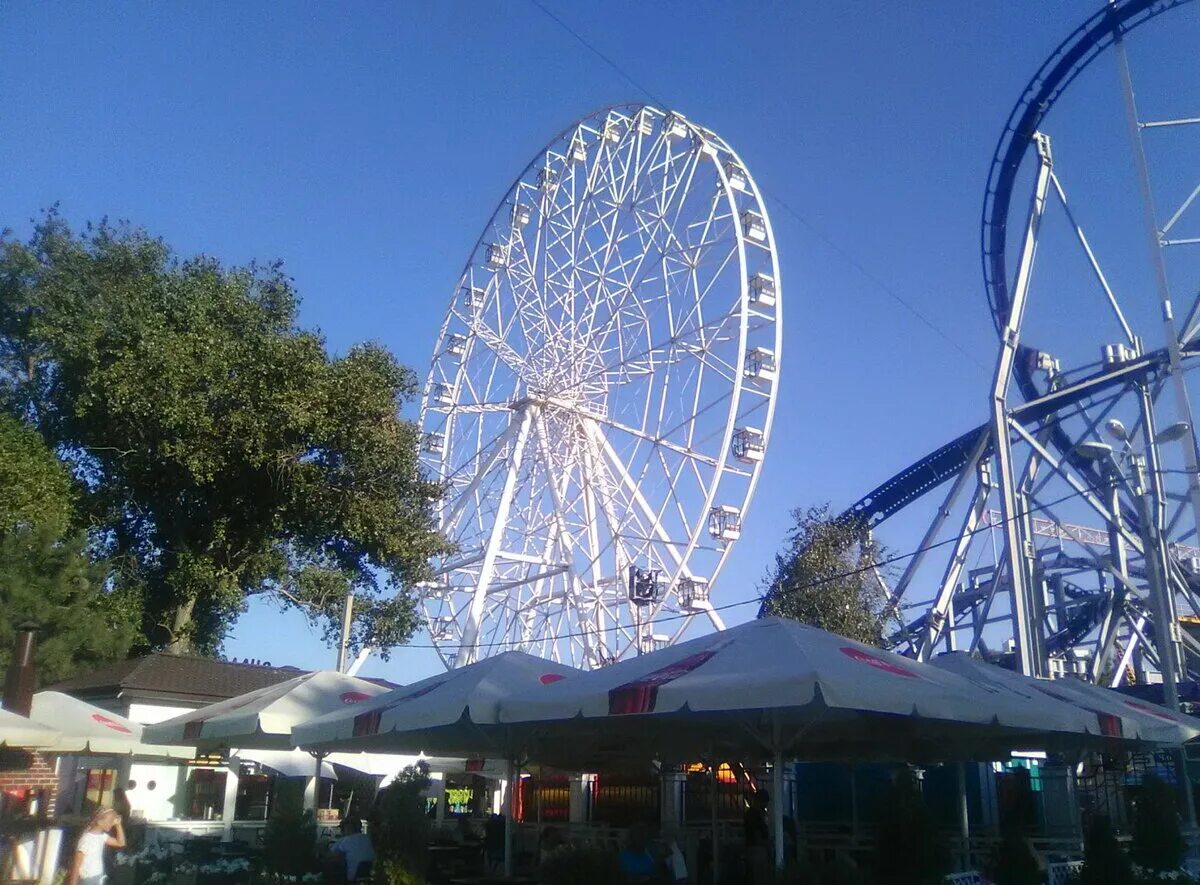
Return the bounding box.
[3,1,1196,684]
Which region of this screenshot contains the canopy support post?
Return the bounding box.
[772,749,785,871]
[956,762,971,871]
[504,758,515,878]
[710,759,719,884]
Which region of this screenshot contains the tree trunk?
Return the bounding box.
[163,597,197,654]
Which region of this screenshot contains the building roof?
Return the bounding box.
[48,653,307,706]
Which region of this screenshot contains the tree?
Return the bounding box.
[760,504,891,646]
[0,413,136,682]
[0,213,449,656]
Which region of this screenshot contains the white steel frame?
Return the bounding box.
[415,105,782,669]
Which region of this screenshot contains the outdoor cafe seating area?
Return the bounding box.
[6,617,1200,884]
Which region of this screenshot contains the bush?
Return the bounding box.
[538,844,620,885]
[262,797,318,878]
[872,770,951,885]
[1080,815,1132,885]
[987,827,1046,885]
[369,763,432,883]
[1131,773,1187,873]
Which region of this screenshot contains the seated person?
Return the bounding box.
[618,824,659,883]
[330,818,375,883]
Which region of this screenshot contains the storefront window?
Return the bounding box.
[235,770,273,821]
[83,768,118,814]
[186,769,226,820]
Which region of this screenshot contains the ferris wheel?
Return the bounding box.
[416,104,782,669]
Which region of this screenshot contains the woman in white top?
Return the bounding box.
[68,808,126,885]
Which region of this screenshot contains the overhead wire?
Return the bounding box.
[524,0,987,372]
[398,483,1094,652]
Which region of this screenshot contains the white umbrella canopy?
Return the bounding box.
[932,653,1200,746]
[292,651,580,757]
[144,670,388,752]
[497,617,1118,766]
[0,707,62,750]
[29,692,195,758]
[240,749,338,779]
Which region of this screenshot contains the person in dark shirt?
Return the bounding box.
[744,790,770,884]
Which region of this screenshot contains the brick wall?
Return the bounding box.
[0,750,59,815]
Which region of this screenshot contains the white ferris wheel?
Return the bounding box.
[417,104,782,669]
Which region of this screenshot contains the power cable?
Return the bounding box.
[398,483,1093,652]
[524,0,987,372]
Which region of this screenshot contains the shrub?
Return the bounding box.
[987,827,1046,885]
[1080,815,1132,885]
[872,770,951,885]
[262,797,318,878]
[369,763,432,883]
[1131,773,1187,873]
[538,844,620,885]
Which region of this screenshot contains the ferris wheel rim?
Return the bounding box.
[415,103,782,668]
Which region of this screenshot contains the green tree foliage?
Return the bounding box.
[0,413,135,682]
[1131,773,1186,873]
[760,504,891,646]
[369,763,431,879]
[0,214,449,655]
[0,412,73,534]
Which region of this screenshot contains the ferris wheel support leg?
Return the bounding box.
[457,404,536,667]
[989,133,1053,677]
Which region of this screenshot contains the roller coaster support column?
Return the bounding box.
[989,132,1053,676]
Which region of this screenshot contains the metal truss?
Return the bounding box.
[840,0,1200,692]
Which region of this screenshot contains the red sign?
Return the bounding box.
[91,713,133,734]
[608,649,719,715]
[839,646,919,679]
[539,673,566,685]
[340,691,371,704]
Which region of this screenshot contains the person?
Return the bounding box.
[618,824,659,883]
[68,808,125,885]
[744,790,770,884]
[330,817,375,883]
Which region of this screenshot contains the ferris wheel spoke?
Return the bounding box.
[420,105,780,668]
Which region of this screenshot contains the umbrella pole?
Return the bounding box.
[504,758,515,878]
[956,762,970,871]
[710,761,719,884]
[772,750,785,871]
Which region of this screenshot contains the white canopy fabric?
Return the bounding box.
[29,692,196,758]
[144,670,389,751]
[292,651,579,757]
[931,653,1200,746]
[239,749,337,779]
[0,707,62,750]
[497,617,1122,766]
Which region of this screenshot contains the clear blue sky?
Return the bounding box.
[3,2,1193,683]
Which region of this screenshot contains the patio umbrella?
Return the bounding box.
[931,652,1200,745]
[143,670,389,812]
[292,651,579,876]
[29,692,195,758]
[497,617,1124,870]
[0,708,61,750]
[144,670,388,752]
